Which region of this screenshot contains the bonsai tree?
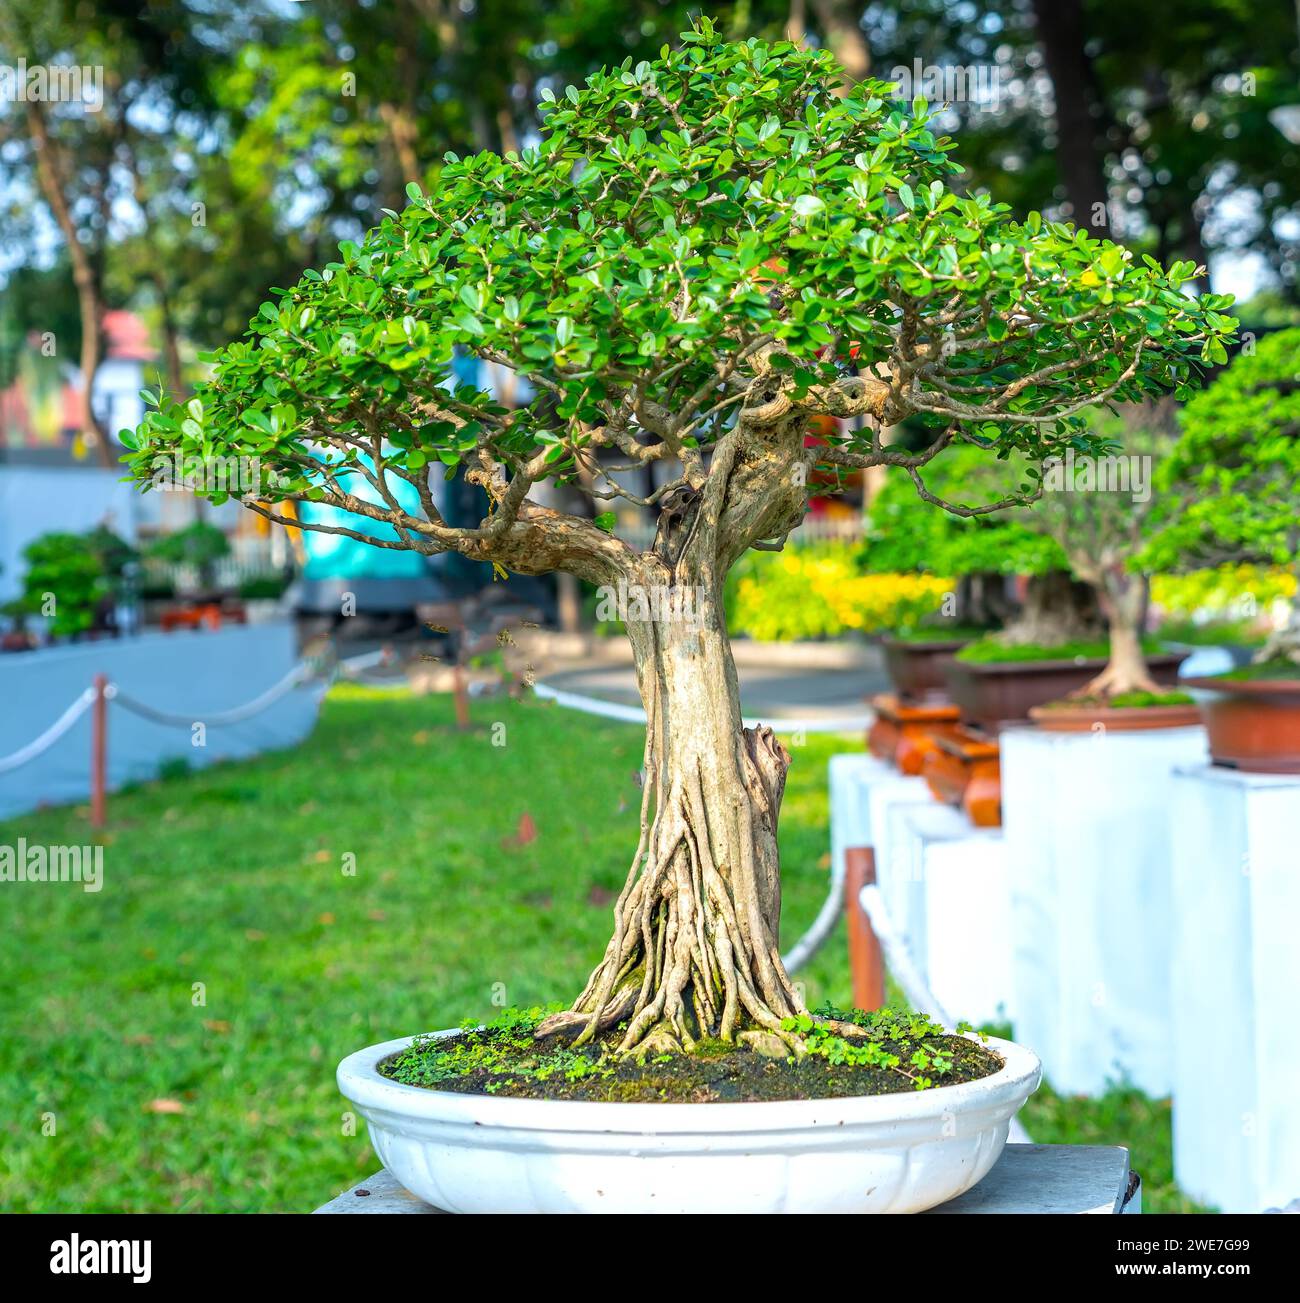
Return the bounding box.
[124,23,1233,1055]
[1024,402,1183,697]
[862,445,1076,638]
[1143,328,1300,667]
[145,520,232,592]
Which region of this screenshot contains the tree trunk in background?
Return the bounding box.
[1080,571,1161,696]
[1030,0,1112,234]
[25,100,113,468]
[538,561,805,1055]
[996,570,1105,647]
[809,0,871,86]
[1258,580,1300,665]
[556,572,581,634]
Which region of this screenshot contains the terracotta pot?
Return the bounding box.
[881,637,969,704]
[945,650,1189,733]
[1183,675,1300,773]
[1029,701,1203,732]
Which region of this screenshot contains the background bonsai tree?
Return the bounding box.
[1143,329,1300,668]
[145,520,232,593]
[125,22,1233,1055]
[862,445,1076,639]
[1023,402,1183,697]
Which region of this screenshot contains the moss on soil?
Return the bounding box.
[956,636,1166,665]
[1215,659,1300,683]
[378,1005,1004,1103]
[1039,690,1194,710]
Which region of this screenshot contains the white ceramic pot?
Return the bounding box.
[337,1030,1041,1214]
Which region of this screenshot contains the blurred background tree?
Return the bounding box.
[2,0,1295,462]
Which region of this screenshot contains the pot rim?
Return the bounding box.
[1183,674,1300,697]
[337,1029,1040,1133]
[1029,701,1203,731]
[951,648,1189,677]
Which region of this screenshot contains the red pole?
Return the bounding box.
[453,663,471,730]
[844,846,884,1012]
[91,673,108,830]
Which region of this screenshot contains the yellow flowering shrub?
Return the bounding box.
[1151,565,1296,619]
[727,546,952,641]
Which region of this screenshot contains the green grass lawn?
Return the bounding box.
[0,685,1201,1211]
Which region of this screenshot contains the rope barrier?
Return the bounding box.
[0,687,97,774]
[110,662,314,728]
[781,847,844,974]
[0,652,366,773]
[859,882,1032,1143]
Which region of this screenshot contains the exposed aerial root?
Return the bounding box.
[1071,660,1162,699]
[536,722,806,1058]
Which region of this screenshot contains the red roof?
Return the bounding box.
[102,310,155,361]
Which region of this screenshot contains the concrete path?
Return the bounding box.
[539,641,889,725]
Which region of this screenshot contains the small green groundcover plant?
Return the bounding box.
[379,1005,1000,1102]
[1036,689,1195,710]
[1215,661,1300,683]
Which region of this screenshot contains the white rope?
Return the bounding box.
[336,649,393,677]
[0,688,97,774]
[860,882,1031,1143]
[534,681,872,733]
[782,847,844,974]
[110,661,314,727]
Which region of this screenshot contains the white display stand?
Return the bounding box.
[1169,765,1300,1213]
[827,753,930,897]
[828,754,1009,1025]
[1001,723,1207,1097]
[317,1145,1141,1215]
[894,803,1011,1027]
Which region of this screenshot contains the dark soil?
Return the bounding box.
[377,1008,1005,1103]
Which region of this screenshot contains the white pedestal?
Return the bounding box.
[1170,765,1300,1212]
[894,804,1011,1027]
[828,753,892,879]
[1002,724,1207,1097]
[827,754,930,903]
[318,1145,1140,1215]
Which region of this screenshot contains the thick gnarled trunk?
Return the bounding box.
[1257,580,1300,666]
[539,567,805,1055]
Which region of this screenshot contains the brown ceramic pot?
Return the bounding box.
[1182,675,1300,773]
[881,637,970,704]
[945,650,1189,733]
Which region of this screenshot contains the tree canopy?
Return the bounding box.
[125,20,1236,585]
[1143,328,1300,575]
